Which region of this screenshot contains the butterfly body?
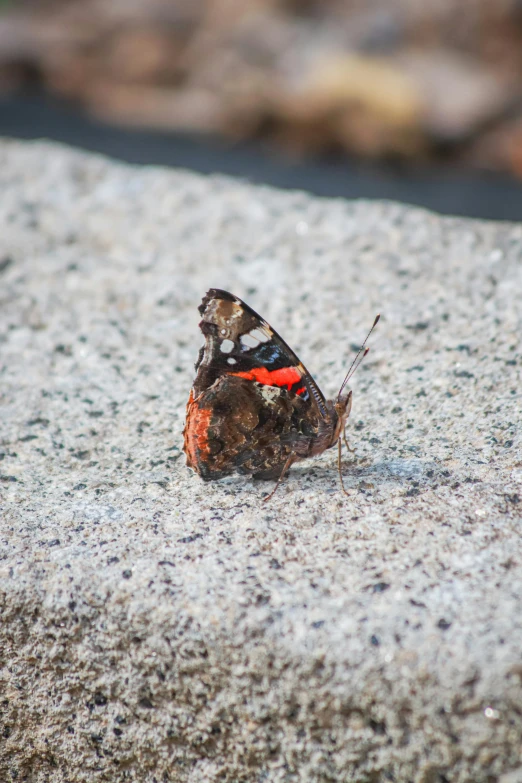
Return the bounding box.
[183,289,354,489]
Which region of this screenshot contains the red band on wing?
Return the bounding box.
[231,366,302,390]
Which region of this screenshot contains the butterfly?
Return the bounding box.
[183,289,378,500]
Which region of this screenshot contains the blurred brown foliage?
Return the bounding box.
[2,0,522,173]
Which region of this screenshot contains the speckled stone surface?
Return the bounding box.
[0,139,521,783]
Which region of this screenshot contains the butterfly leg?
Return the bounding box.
[337,437,350,497]
[262,453,295,502]
[343,426,356,455]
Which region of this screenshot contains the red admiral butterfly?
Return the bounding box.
[183,289,379,500]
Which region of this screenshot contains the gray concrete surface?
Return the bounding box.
[0,139,521,783]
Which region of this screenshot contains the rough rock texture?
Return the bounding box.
[0,139,521,783]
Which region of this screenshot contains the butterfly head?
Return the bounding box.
[335,390,353,422]
[332,390,353,443]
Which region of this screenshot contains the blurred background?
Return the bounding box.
[2,0,522,219]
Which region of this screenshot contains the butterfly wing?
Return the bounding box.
[184,375,319,480]
[192,289,328,417]
[184,289,331,480]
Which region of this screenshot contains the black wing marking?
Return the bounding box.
[198,289,328,417]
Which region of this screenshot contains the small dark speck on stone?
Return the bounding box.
[72,450,90,460]
[0,256,14,273]
[94,692,107,706]
[178,534,203,544]
[406,322,429,331]
[90,733,103,743]
[48,539,60,547]
[370,635,380,646]
[504,440,514,448]
[0,475,17,482]
[416,389,427,398]
[54,344,72,356]
[455,370,474,379]
[405,487,420,496]
[19,434,38,442]
[373,582,390,593]
[122,570,132,579]
[73,483,87,491]
[113,727,123,737]
[88,410,104,418]
[107,556,119,565]
[27,417,49,427]
[369,437,381,445]
[437,618,452,630]
[391,406,402,414]
[505,494,520,504]
[312,620,325,629]
[369,719,387,736]
[139,697,154,709]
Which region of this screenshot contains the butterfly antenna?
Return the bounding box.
[338,314,380,398]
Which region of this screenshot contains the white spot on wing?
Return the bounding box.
[249,327,271,343]
[220,339,235,353]
[240,333,260,349]
[259,385,281,405]
[227,357,237,364]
